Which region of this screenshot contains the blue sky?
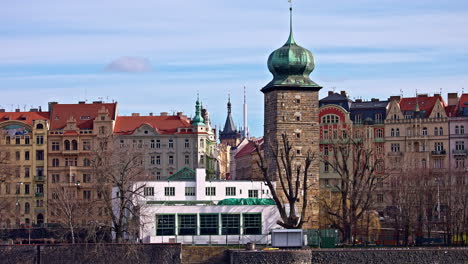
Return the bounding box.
[1,0,468,137]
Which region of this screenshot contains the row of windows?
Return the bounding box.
[51,140,92,151]
[390,142,446,152]
[143,186,262,198]
[391,127,447,137]
[156,213,262,236]
[11,201,42,215]
[120,139,206,149]
[4,166,43,178]
[150,155,191,166]
[50,173,92,184]
[51,157,91,167]
[51,189,106,200]
[0,183,43,195]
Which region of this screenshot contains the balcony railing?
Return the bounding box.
[452,149,468,155]
[387,151,402,156]
[35,193,44,198]
[431,150,447,156]
[34,176,45,182]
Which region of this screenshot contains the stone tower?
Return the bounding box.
[261,7,322,229]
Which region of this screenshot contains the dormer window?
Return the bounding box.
[36,124,44,129]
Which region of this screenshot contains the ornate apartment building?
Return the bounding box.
[261,7,321,229]
[447,93,468,171]
[47,101,117,225]
[385,94,450,173]
[0,109,49,227]
[113,99,216,181]
[318,92,353,190]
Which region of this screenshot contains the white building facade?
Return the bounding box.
[123,169,281,244]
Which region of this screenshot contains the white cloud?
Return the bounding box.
[105,57,152,72]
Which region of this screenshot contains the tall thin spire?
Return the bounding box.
[286,1,296,45]
[243,86,249,138]
[227,93,232,114]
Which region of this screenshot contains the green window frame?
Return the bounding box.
[221,214,240,235]
[178,214,197,235]
[165,187,175,196]
[226,187,236,196]
[185,187,196,196]
[156,214,175,236]
[243,213,262,235]
[206,187,216,196]
[200,214,219,235]
[248,189,258,198]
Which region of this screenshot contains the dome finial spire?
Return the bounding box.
[286,0,295,45]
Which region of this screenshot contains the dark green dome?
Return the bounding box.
[262,8,321,92]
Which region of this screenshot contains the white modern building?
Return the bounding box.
[120,168,281,244]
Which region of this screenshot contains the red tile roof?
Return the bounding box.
[235,138,263,158]
[399,95,445,118]
[0,112,49,126]
[114,115,192,135]
[50,103,117,130]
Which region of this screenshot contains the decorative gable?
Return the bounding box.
[386,100,403,120]
[428,98,447,118]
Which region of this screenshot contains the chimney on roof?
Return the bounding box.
[149,112,153,116]
[93,101,103,104]
[48,102,58,113]
[78,101,86,104]
[371,98,379,102]
[355,99,363,103]
[328,91,333,96]
[448,93,459,106]
[30,108,38,112]
[434,93,441,98]
[160,112,168,116]
[0,109,5,113]
[177,112,183,116]
[15,109,20,112]
[340,91,347,97]
[389,96,401,101]
[418,94,428,98]
[131,113,140,117]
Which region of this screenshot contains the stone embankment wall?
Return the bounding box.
[311,248,468,264]
[2,244,468,264]
[0,244,181,264]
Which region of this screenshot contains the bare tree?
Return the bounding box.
[49,186,88,243]
[317,136,386,244]
[256,133,316,229]
[91,138,149,242]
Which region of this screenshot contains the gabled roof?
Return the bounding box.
[351,101,389,109]
[399,95,444,118]
[114,115,192,135]
[0,112,49,126]
[235,138,264,159]
[320,93,349,102]
[50,103,117,130]
[167,167,195,181]
[455,94,468,117]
